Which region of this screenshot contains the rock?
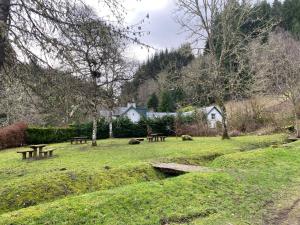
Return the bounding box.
[128,139,140,145]
[104,165,111,170]
[182,135,193,141]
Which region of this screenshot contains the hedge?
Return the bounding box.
[146,116,175,136]
[25,116,177,144]
[26,127,76,144]
[112,117,147,138]
[71,118,109,139]
[0,122,27,150]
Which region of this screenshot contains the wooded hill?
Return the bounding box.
[120,0,300,112]
[121,44,194,110]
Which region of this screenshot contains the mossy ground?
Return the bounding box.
[0,134,293,224]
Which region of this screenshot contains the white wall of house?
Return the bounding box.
[125,108,141,123]
[207,108,222,128]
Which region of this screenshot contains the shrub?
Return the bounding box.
[228,99,276,133]
[175,112,219,137]
[229,130,242,137]
[0,122,28,150]
[182,135,193,141]
[26,127,76,144]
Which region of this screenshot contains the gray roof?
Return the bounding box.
[182,106,222,116]
[122,106,147,117]
[147,112,177,118]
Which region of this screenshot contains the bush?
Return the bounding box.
[182,135,193,141]
[26,127,76,144]
[229,130,242,137]
[0,122,28,150]
[175,112,219,137]
[228,99,276,133]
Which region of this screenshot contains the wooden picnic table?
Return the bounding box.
[29,144,47,158]
[70,136,88,144]
[148,133,166,142]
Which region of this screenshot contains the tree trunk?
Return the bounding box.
[92,114,97,146]
[0,0,10,69]
[292,103,300,138]
[220,104,230,140]
[109,110,113,138]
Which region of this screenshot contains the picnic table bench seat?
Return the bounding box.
[17,149,34,160]
[147,136,154,142]
[160,136,166,142]
[40,148,56,157]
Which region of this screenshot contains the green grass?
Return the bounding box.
[0,134,289,224]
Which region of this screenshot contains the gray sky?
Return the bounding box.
[85,0,278,62]
[85,0,187,62]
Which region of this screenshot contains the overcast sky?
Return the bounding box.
[85,0,186,62]
[85,0,278,62]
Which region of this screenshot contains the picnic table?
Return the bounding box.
[147,133,166,142]
[17,144,56,160]
[70,137,88,144]
[29,144,47,158]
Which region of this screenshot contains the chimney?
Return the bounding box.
[127,102,136,108]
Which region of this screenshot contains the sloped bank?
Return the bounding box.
[0,164,165,214]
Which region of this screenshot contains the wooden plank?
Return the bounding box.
[152,163,218,173]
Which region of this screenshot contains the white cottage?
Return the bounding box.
[201,106,223,128]
[99,102,147,123]
[181,106,223,128]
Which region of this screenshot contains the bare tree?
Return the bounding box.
[0,0,132,69]
[54,4,140,146]
[249,31,300,137]
[102,47,136,138]
[176,0,273,139]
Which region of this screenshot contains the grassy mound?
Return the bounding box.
[0,164,164,213]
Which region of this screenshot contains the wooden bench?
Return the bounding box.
[17,149,34,160]
[40,148,56,157]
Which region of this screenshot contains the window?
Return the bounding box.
[211,113,216,120]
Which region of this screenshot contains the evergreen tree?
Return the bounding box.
[147,93,159,111]
[282,0,300,38]
[158,91,176,112]
[272,0,282,20]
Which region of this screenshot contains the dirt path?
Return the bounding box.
[265,198,300,225]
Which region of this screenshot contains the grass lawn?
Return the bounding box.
[1,134,296,224]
